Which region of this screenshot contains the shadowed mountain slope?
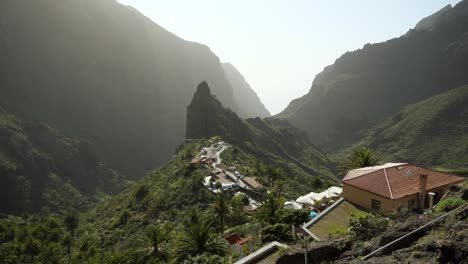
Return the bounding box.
[222,63,271,118]
[336,85,468,169]
[278,0,468,149]
[0,108,124,214]
[0,0,267,177]
[187,81,338,191]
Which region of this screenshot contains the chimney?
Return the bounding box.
[418,174,428,210]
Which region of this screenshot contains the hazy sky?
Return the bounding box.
[117,0,461,115]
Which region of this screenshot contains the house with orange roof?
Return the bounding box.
[342,163,465,214]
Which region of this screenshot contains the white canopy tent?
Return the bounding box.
[296,196,316,205]
[284,201,303,210]
[296,186,343,205]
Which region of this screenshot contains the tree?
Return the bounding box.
[63,212,78,236]
[230,196,248,226]
[186,205,202,226]
[174,218,228,263]
[266,167,284,186]
[146,224,169,260]
[23,237,41,263]
[134,185,149,202]
[63,234,73,262]
[338,147,379,174]
[261,223,293,242]
[63,211,78,263]
[209,192,232,233]
[256,192,286,224]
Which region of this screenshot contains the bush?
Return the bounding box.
[276,209,309,226]
[183,253,225,264]
[134,185,149,202]
[435,198,465,213]
[261,224,293,242]
[349,214,388,240]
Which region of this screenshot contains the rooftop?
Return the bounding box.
[243,177,266,190]
[343,163,465,199]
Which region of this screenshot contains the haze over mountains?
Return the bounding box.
[0,0,269,177]
[0,1,467,262]
[278,1,468,149]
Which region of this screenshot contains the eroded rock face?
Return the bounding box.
[186,81,248,144]
[0,0,268,177]
[277,0,468,149]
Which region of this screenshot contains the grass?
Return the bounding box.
[309,201,368,240]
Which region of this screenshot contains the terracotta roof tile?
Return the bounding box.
[343,164,465,199]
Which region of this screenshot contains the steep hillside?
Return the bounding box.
[278,1,468,148]
[187,81,337,192]
[0,108,124,214]
[222,63,271,118]
[336,85,468,170]
[0,0,266,177]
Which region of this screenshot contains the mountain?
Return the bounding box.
[277,0,468,148]
[336,85,468,170]
[0,108,124,214]
[187,81,337,192]
[0,0,266,177]
[221,63,271,118]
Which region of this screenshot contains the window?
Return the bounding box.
[371,199,381,210]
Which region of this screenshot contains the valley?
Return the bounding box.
[0,0,467,263]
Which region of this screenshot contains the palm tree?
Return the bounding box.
[209,192,232,233]
[338,147,379,174]
[230,196,248,226]
[174,218,228,263]
[63,212,78,236]
[146,224,169,260]
[256,192,285,224]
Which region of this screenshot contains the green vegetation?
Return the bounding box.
[349,214,389,241]
[174,217,229,263]
[187,82,339,197]
[309,201,368,239]
[209,192,233,233]
[335,85,468,170]
[338,147,380,174]
[0,108,125,214]
[434,198,466,212]
[279,1,468,152]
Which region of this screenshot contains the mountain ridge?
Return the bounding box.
[277,0,468,149]
[0,0,268,178]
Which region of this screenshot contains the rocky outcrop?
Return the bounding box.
[0,0,267,177]
[186,81,248,144]
[186,81,338,192]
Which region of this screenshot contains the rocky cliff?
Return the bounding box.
[278,0,468,149]
[0,0,267,177]
[222,63,271,118]
[186,81,337,189]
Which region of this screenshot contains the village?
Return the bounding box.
[191,141,466,264]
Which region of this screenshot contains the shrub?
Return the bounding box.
[183,253,225,264]
[261,224,293,242]
[435,198,465,213]
[349,214,388,240]
[276,209,309,226]
[134,185,149,202]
